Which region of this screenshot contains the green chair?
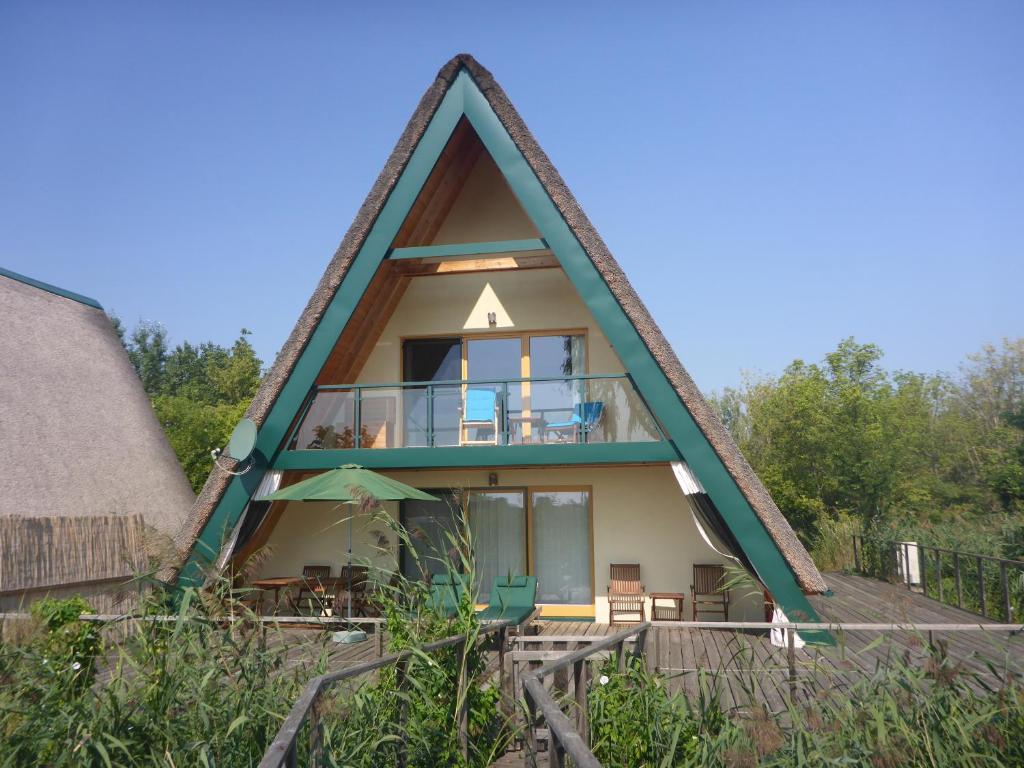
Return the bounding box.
[476,575,538,626]
[426,573,469,618]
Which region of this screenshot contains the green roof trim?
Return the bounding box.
[0,267,104,310]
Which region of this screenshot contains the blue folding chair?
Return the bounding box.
[544,401,604,443]
[459,388,499,445]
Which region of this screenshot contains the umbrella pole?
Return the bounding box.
[334,504,366,644]
[347,512,353,623]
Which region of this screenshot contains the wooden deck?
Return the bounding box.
[273,571,1020,712]
[255,573,1021,766]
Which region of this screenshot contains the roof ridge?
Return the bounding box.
[0,266,104,310]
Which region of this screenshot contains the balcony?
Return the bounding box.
[286,374,664,455]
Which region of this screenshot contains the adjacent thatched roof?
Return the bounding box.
[181,54,827,594]
[0,271,194,590]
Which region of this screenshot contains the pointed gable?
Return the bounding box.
[178,54,826,616]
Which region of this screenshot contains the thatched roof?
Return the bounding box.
[181,54,827,594]
[0,270,194,591]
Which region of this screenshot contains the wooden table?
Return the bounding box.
[649,592,686,621]
[251,577,301,613]
[508,415,547,444]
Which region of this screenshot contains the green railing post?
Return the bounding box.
[500,381,509,446]
[426,384,434,448]
[353,387,362,449]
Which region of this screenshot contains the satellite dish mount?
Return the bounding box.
[212,417,258,476]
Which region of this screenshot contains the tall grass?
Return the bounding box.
[312,499,517,767]
[0,585,322,766]
[585,645,1024,767]
[0,498,515,767]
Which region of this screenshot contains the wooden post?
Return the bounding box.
[786,628,797,701]
[651,626,660,674]
[1000,562,1011,622]
[954,552,963,608]
[308,698,323,768]
[553,641,568,696]
[573,659,588,744]
[853,535,861,573]
[977,556,987,618]
[615,641,625,673]
[523,694,538,766]
[633,626,648,664]
[374,625,384,657]
[548,730,565,768]
[936,550,943,603]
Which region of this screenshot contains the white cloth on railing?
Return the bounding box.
[770,606,806,649]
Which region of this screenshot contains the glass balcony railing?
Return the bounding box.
[288,374,664,450]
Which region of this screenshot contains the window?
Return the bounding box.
[531,489,592,605]
[400,491,462,580]
[467,490,527,603]
[399,485,594,608]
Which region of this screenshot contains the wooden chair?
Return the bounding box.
[691,564,730,621]
[335,565,371,617]
[607,563,645,625]
[296,565,333,615]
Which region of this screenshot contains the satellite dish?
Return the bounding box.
[227,418,257,461]
[212,417,257,475]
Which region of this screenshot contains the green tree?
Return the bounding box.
[711,337,1024,562]
[112,317,263,492]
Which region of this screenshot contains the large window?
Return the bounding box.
[531,490,593,605]
[400,491,462,580]
[401,486,593,609]
[466,490,527,603]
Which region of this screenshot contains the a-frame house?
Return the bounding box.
[176,54,827,625]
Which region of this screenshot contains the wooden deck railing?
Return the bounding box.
[851,535,1024,622]
[520,620,1022,767]
[257,620,510,768]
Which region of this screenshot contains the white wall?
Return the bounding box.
[255,464,765,622]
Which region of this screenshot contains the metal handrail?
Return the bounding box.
[851,535,1024,622]
[288,371,664,449]
[258,620,510,768]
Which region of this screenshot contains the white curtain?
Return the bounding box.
[469,491,526,602]
[532,490,592,605]
[770,607,806,649]
[212,469,283,578]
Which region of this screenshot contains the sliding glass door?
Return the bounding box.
[401,486,593,610]
[467,490,527,602]
[531,489,593,605]
[402,338,462,446]
[400,491,461,580]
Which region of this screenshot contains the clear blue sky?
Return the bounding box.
[2,2,1021,393]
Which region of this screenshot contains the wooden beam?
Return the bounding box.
[388,238,547,260]
[391,253,558,277]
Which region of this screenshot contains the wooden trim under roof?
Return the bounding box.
[392,117,483,249]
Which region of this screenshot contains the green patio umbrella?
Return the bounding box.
[259,464,438,642]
